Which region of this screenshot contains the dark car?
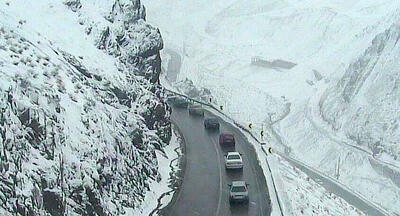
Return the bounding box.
[204,118,219,130]
[167,96,190,108]
[188,104,204,116]
[219,133,235,146]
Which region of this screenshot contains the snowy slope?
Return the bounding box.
[276,156,365,216]
[144,0,400,214]
[0,0,173,215]
[321,23,400,164]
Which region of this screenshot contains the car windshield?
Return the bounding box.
[231,186,246,193]
[228,155,240,160]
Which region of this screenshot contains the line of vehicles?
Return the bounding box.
[167,96,250,205]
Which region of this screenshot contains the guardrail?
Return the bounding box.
[164,88,285,216]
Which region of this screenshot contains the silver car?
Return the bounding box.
[229,181,249,204]
[188,104,204,116]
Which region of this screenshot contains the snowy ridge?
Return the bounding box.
[0,0,172,215]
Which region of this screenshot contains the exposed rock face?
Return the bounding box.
[97,0,163,84]
[93,0,170,146]
[0,0,171,215]
[42,189,64,216]
[63,0,82,12]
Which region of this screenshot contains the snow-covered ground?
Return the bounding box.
[144,0,400,214]
[0,0,175,215]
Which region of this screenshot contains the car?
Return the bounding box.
[225,152,243,169]
[166,95,179,103]
[204,118,219,130]
[219,133,235,146]
[229,181,249,204]
[188,104,204,116]
[167,96,190,108]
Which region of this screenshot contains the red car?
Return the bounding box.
[219,133,235,146]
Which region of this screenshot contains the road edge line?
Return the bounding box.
[210,133,223,216]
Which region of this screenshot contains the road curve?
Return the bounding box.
[277,153,389,216]
[161,107,271,216]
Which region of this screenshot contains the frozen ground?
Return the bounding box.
[145,0,400,214]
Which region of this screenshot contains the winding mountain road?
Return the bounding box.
[161,107,271,216]
[160,48,392,216]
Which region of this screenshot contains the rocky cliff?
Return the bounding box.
[0,0,171,215]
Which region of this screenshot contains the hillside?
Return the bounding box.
[0,0,171,215]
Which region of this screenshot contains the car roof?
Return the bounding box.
[232,181,246,187]
[221,133,234,137]
[227,152,240,156]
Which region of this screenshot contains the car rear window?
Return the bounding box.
[228,155,240,160]
[231,186,246,192]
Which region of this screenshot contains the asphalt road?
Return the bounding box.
[278,153,388,216]
[162,107,271,216]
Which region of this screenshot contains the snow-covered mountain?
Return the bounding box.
[321,23,400,163]
[0,0,172,215]
[144,0,400,214]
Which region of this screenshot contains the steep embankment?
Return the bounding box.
[0,0,170,215]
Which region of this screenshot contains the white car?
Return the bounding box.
[225,152,243,169]
[229,181,249,204]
